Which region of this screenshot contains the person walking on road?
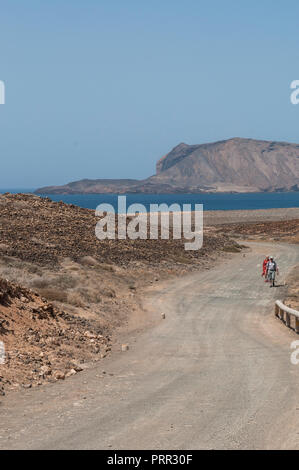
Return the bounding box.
[262,256,269,281]
[266,256,279,287]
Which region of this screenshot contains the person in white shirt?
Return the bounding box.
[266,257,279,287]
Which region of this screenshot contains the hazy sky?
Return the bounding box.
[0,1,299,188]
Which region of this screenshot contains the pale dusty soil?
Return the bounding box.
[285,265,299,311]
[1,242,299,450]
[0,194,241,395]
[204,207,299,225]
[0,194,298,398]
[0,278,111,396]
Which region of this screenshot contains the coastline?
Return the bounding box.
[2,190,299,213]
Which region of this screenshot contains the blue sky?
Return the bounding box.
[0,0,299,187]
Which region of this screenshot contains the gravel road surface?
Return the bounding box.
[1,242,298,450]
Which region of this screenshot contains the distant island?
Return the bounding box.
[35,137,299,194]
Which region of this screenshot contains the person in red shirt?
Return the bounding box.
[262,256,269,281]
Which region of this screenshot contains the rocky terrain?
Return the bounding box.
[0,193,240,394]
[0,278,109,396]
[0,193,298,395]
[0,193,236,267]
[36,138,299,194]
[285,265,299,311]
[203,207,299,225]
[217,218,299,244]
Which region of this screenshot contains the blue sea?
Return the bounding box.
[1,189,299,212]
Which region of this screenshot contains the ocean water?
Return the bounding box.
[1,189,299,212]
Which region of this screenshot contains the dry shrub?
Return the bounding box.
[75,287,102,304]
[60,258,81,271]
[30,273,78,290]
[67,291,85,307]
[168,254,193,264]
[0,255,17,265]
[0,266,32,287]
[99,287,116,298]
[26,264,43,275]
[80,256,99,266]
[52,274,78,289]
[38,288,68,303]
[96,263,115,272]
[0,243,9,251]
[79,256,114,272]
[30,277,50,289]
[222,245,241,253]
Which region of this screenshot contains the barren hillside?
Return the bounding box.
[36,138,299,194]
[0,193,239,394]
[151,138,299,192]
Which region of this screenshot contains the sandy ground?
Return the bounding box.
[204,207,299,225]
[0,194,244,393]
[0,197,298,449]
[285,265,299,310]
[1,241,299,450]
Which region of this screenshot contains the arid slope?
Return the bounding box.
[0,193,239,394]
[36,138,299,194]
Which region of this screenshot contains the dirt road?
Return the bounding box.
[1,242,299,450]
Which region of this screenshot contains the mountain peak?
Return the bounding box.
[35,137,299,194]
[151,137,299,191]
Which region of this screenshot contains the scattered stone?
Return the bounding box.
[65,369,77,378]
[53,371,65,381]
[39,365,52,377]
[22,383,32,389]
[84,331,97,339]
[71,363,83,372]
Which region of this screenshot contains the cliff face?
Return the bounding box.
[151,138,299,192]
[35,138,299,194]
